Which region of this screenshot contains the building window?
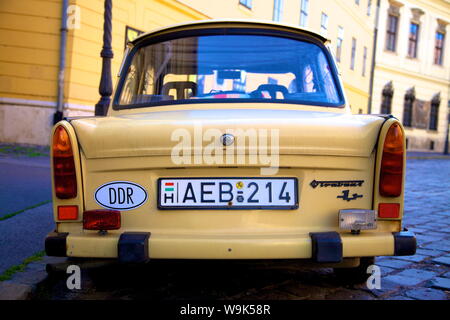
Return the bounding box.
[336,26,344,62]
[300,0,309,27]
[434,31,445,65]
[367,0,372,16]
[362,46,367,76]
[403,87,415,127]
[350,38,357,70]
[239,0,252,9]
[125,26,144,49]
[381,81,394,114]
[273,0,284,22]
[408,23,420,58]
[386,14,399,52]
[320,13,328,37]
[429,93,440,131]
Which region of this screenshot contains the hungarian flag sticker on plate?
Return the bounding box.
[158,177,298,210]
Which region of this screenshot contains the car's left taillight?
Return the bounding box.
[53,125,77,199]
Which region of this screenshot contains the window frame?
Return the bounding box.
[362,46,368,76]
[380,82,394,114]
[402,88,415,127]
[239,0,252,10]
[320,12,328,37]
[407,22,420,58]
[429,94,440,131]
[300,0,309,27]
[336,26,344,62]
[434,31,445,65]
[273,0,284,22]
[386,14,399,52]
[350,37,357,70]
[112,27,347,111]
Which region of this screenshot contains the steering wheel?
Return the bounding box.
[255,84,289,99]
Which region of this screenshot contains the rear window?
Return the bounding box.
[116,33,344,108]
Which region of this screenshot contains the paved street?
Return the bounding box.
[30,157,449,300]
[0,146,448,300]
[0,150,54,274]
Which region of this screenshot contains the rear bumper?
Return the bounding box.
[45,230,416,262]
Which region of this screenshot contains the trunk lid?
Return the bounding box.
[71,107,384,159]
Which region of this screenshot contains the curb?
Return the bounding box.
[407,156,450,160]
[0,256,67,300]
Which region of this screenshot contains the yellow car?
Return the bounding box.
[45,20,416,283]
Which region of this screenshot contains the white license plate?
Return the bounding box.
[158,178,298,209]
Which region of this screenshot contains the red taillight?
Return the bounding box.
[83,210,121,230]
[379,123,404,197]
[53,126,77,199]
[58,205,79,220]
[378,203,400,218]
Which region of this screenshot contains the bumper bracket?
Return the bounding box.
[393,229,416,256]
[45,232,68,257]
[118,232,151,263]
[309,231,342,263]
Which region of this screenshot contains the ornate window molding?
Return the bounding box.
[403,87,415,127]
[381,81,394,114]
[429,92,440,131]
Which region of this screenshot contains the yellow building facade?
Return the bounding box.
[371,0,450,152]
[0,0,208,145]
[5,0,443,148]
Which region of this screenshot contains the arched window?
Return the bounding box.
[381,81,394,114]
[403,87,415,127]
[429,93,440,131]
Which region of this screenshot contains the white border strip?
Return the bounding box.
[0,97,94,113]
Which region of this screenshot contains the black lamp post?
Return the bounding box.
[95,0,113,116]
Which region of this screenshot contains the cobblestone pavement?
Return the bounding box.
[32,158,449,300]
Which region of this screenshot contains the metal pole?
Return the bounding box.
[95,0,113,116]
[54,0,69,124]
[367,0,381,114]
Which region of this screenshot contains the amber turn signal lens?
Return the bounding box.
[83,210,121,230]
[52,126,77,199]
[53,126,72,157]
[58,205,78,220]
[379,123,404,197]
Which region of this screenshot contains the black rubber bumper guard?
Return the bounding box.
[309,229,417,263]
[45,232,69,257]
[392,229,417,256]
[118,232,151,263]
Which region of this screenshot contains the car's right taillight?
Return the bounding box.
[379,123,404,197]
[53,125,77,199]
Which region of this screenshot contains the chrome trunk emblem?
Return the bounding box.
[220,134,235,146]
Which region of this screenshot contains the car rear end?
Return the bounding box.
[45,20,415,268]
[45,112,415,265]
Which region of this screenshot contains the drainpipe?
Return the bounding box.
[53,0,69,125]
[367,0,381,114]
[95,0,113,116]
[444,71,450,154]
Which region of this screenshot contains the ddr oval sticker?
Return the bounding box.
[95,181,148,211]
